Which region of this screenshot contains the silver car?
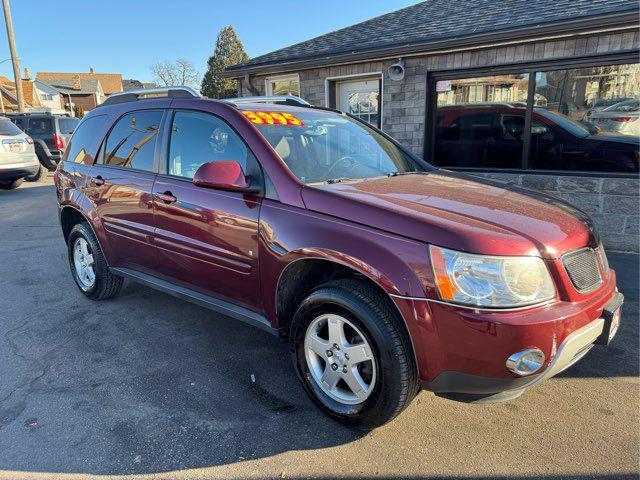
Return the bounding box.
[585,99,640,137]
[0,116,39,190]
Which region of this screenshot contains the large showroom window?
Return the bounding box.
[432,62,639,173]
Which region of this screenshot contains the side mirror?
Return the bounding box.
[193,161,259,193]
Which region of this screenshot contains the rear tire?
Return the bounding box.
[290,279,419,429]
[67,222,123,300]
[0,178,24,190]
[25,165,47,182]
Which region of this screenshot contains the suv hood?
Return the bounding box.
[301,171,596,258]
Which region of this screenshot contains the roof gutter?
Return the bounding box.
[222,10,639,78]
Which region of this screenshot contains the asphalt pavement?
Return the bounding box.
[0,177,638,480]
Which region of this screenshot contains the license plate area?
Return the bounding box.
[595,292,624,345]
[10,142,21,151]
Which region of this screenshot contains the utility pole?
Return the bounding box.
[2,0,24,112]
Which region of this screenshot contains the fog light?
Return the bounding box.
[506,348,545,376]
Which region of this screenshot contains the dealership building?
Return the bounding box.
[224,0,640,251]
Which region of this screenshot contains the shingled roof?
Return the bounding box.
[36,71,122,94]
[226,0,638,73]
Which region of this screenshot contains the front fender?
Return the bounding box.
[258,200,435,325]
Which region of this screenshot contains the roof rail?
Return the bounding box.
[101,86,200,107]
[224,95,310,107]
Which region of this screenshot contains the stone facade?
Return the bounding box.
[238,28,640,251]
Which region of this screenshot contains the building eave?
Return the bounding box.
[222,10,639,78]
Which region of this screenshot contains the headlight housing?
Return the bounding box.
[429,245,556,308]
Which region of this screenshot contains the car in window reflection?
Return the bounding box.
[434,103,639,173]
[584,99,640,137]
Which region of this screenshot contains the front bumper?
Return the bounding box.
[422,290,623,402]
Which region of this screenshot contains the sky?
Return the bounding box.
[0,0,419,84]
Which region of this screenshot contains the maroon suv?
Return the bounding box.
[54,88,623,428]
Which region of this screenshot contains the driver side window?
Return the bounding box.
[168,111,249,179]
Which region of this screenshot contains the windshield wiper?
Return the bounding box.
[325,177,352,184]
[387,171,421,177]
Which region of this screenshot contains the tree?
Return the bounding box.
[72,104,84,119]
[150,59,200,88]
[201,26,249,99]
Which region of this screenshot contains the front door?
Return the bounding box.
[337,78,381,128]
[90,109,164,274]
[152,110,262,312]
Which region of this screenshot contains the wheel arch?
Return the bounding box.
[275,255,419,373]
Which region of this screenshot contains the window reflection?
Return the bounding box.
[432,64,639,173]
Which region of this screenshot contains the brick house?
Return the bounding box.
[36,68,123,114]
[224,0,640,251]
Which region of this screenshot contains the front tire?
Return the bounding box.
[67,222,123,300]
[290,279,419,429]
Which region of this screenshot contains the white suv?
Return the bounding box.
[0,116,39,190]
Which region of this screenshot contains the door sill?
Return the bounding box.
[111,267,276,335]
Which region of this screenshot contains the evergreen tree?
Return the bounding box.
[201,26,249,99]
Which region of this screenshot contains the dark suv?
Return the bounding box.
[8,112,79,180]
[54,88,623,428]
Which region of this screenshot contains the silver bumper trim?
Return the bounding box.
[525,317,605,388]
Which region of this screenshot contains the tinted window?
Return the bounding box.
[11,117,26,130]
[64,115,108,164]
[0,119,24,136]
[168,111,251,179]
[104,110,162,172]
[58,118,80,135]
[27,118,53,136]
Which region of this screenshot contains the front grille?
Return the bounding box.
[562,247,603,293]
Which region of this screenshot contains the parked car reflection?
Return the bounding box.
[434,103,639,173]
[584,99,640,137]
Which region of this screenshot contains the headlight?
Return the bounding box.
[429,245,556,308]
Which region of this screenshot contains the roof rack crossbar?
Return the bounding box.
[224,95,310,107]
[101,86,200,107]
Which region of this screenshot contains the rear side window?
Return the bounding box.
[64,115,108,164]
[104,110,162,172]
[11,117,26,130]
[27,118,53,135]
[0,119,24,136]
[58,118,80,135]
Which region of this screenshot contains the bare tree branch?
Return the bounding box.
[150,60,200,88]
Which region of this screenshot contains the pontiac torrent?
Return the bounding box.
[54,88,623,428]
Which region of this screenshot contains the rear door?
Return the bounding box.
[88,109,164,275]
[151,108,263,311]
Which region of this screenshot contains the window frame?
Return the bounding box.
[264,73,301,97]
[95,108,167,175]
[424,51,639,178]
[325,72,384,129]
[158,108,266,196]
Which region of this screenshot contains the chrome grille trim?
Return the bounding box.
[562,246,603,293]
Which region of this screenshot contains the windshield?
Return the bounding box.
[535,108,590,138]
[246,109,425,184]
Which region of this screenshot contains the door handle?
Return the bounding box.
[155,191,177,204]
[93,175,105,187]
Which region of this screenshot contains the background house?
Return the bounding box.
[224,0,640,252]
[36,68,123,114]
[0,70,65,114]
